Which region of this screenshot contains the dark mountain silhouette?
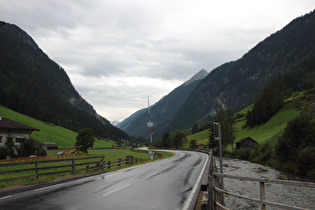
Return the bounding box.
[0,22,130,141]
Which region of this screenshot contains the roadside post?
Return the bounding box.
[148,150,154,160]
[213,122,225,206]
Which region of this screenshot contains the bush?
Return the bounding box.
[275,111,315,161]
[18,138,37,157]
[0,147,10,159]
[297,147,315,176]
[189,140,197,149]
[258,142,273,162]
[232,148,252,160]
[37,147,47,156]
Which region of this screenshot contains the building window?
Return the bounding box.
[15,138,23,143]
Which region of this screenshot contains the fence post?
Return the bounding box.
[213,175,217,210]
[260,181,266,210]
[100,156,105,170]
[208,152,214,210]
[118,158,121,167]
[126,156,133,164]
[108,161,111,170]
[35,161,38,178]
[72,158,75,173]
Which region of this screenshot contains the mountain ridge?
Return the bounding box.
[118,10,315,138]
[168,9,315,131]
[117,69,208,138]
[0,23,130,140]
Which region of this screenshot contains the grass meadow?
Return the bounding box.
[0,148,173,189]
[0,105,117,148]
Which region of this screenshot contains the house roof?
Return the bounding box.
[0,117,40,131]
[236,137,257,144]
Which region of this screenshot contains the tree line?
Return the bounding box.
[153,131,187,148]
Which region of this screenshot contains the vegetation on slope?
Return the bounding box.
[0,23,130,141]
[184,88,315,178]
[0,105,116,148]
[168,10,315,132]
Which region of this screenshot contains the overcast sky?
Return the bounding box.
[1,0,314,123]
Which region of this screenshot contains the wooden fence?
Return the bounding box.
[0,153,88,163]
[198,150,315,210]
[0,155,151,183]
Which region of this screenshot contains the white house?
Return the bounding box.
[0,116,40,149]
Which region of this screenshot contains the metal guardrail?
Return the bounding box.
[206,151,315,210]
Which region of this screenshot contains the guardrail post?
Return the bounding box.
[213,175,217,210]
[260,181,266,210]
[208,152,214,210]
[72,158,75,173]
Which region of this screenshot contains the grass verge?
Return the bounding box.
[0,149,173,190]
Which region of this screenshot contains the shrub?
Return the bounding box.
[275,111,315,161]
[18,138,37,157]
[297,147,315,176]
[189,140,197,149]
[258,142,273,163]
[37,147,47,156]
[0,147,10,159]
[233,148,252,160]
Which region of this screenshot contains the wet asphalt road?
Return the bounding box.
[0,150,208,210]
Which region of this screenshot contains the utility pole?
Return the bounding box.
[147,97,153,157]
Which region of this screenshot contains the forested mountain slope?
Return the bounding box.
[117,69,208,138]
[169,10,315,131]
[0,23,130,141]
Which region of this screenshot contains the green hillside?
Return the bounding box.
[186,130,209,146]
[0,106,116,148]
[234,107,300,147]
[186,90,309,149]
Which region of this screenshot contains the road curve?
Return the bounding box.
[0,150,208,210]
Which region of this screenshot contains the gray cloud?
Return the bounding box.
[1,0,314,122]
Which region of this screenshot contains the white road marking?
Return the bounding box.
[34,183,64,191]
[183,153,209,210]
[0,195,12,200]
[102,184,130,197]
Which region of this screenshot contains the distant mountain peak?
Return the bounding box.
[184,69,208,85]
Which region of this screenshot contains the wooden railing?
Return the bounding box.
[212,172,315,210]
[0,155,151,183]
[202,150,315,210]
